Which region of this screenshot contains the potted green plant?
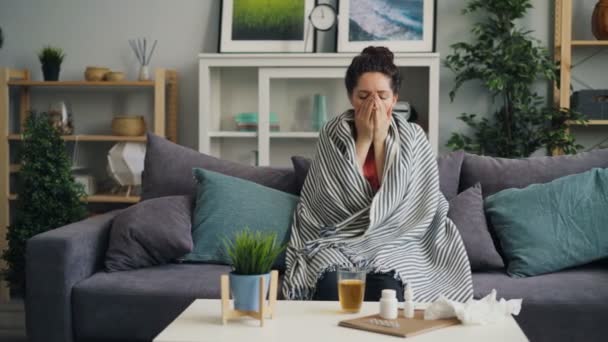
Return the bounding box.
[444,0,587,157]
[38,45,65,81]
[2,112,87,294]
[224,229,285,312]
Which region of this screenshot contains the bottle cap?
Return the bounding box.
[381,289,396,299]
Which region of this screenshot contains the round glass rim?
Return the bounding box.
[337,266,368,274]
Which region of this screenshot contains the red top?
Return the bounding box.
[363,149,380,191]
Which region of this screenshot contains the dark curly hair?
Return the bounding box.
[345,46,401,97]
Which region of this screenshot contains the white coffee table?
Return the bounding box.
[154,300,528,342]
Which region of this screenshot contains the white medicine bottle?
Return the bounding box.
[379,289,398,320]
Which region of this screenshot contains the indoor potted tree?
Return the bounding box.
[2,112,87,294]
[445,0,587,157]
[224,229,285,312]
[38,45,65,81]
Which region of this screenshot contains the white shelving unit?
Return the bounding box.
[199,53,439,167]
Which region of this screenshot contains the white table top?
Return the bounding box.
[154,300,528,342]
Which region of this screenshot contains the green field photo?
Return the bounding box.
[232,0,305,41]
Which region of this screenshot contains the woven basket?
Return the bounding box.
[111,116,146,136]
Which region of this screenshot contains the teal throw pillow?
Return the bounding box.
[484,168,608,277]
[182,168,299,270]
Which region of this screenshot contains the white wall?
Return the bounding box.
[0,0,605,154]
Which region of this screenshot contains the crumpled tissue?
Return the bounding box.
[423,289,522,325]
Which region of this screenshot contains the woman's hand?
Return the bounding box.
[354,97,374,174]
[354,96,375,144]
[372,94,390,145]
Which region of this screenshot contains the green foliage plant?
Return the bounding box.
[2,112,87,292]
[444,0,586,157]
[37,45,65,66]
[224,229,286,275]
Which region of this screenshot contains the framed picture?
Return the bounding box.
[337,0,435,53]
[220,0,315,53]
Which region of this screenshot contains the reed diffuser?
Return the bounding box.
[129,38,157,81]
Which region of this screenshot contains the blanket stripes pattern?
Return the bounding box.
[282,110,473,302]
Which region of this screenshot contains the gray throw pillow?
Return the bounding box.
[459,148,608,198]
[142,133,298,200]
[448,183,505,271]
[105,196,194,272]
[291,150,465,200]
[436,150,465,200]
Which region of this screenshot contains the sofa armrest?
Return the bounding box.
[25,210,122,342]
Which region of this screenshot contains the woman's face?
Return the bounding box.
[350,72,398,116]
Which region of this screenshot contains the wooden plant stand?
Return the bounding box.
[220,270,279,327]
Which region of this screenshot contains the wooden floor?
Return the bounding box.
[0,298,26,342]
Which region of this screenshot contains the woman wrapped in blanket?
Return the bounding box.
[282,46,473,302]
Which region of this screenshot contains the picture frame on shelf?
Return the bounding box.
[219,0,316,53]
[337,0,435,53]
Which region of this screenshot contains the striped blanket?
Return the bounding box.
[282,110,473,302]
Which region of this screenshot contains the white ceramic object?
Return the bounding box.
[138,65,150,81]
[107,142,146,186]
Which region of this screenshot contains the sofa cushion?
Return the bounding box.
[472,264,608,342]
[183,168,298,269]
[292,156,310,196]
[105,196,193,272]
[459,148,608,198]
[142,133,298,200]
[72,264,232,341]
[484,168,608,277]
[448,183,504,271]
[291,150,465,199]
[436,150,465,200]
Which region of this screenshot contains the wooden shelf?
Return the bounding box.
[0,67,178,302]
[571,40,608,46]
[85,195,140,203]
[269,132,319,138]
[8,80,155,87]
[8,193,140,203]
[209,131,320,138]
[209,131,257,138]
[7,134,146,142]
[567,120,608,126]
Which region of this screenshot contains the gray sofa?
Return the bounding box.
[26,134,608,342]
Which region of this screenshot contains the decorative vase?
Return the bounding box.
[42,63,60,81]
[593,0,608,40]
[312,94,328,131]
[107,142,146,187]
[138,65,150,81]
[229,272,270,312]
[48,101,73,134]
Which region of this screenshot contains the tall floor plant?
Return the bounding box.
[445,0,586,157]
[2,112,87,293]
